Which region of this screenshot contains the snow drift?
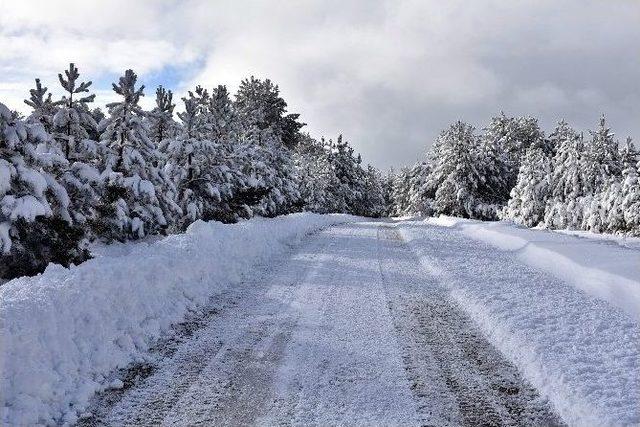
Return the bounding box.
[0,213,353,426]
[424,216,640,321]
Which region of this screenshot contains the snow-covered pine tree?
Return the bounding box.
[24,78,63,133]
[577,116,622,233]
[323,135,368,215]
[620,137,639,171]
[544,122,587,229]
[503,146,553,227]
[53,63,99,159]
[100,69,157,174]
[236,136,301,217]
[197,85,263,221]
[294,134,333,213]
[478,113,544,205]
[391,167,411,216]
[164,92,240,228]
[95,69,169,240]
[586,138,638,235]
[0,103,88,279]
[603,177,625,233]
[611,137,640,233]
[147,86,177,146]
[407,161,433,216]
[23,79,67,169]
[429,121,483,218]
[621,157,640,235]
[581,115,621,195]
[44,64,109,231]
[360,165,385,217]
[381,169,396,217]
[207,85,237,144]
[422,137,446,201]
[233,78,301,216]
[235,77,304,149]
[477,116,511,205]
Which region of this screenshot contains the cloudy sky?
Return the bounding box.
[1,0,638,169]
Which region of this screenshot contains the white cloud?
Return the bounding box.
[515,84,570,110]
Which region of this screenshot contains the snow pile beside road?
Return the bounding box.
[400,219,640,426]
[0,213,354,426]
[424,216,640,321]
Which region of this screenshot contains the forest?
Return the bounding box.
[1,63,638,279]
[388,114,640,235]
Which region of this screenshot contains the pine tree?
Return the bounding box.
[23,78,62,132]
[604,177,625,233]
[237,137,301,217]
[391,167,411,216]
[582,175,627,234]
[478,113,544,205]
[615,137,640,234]
[23,68,103,232]
[95,69,168,240]
[504,146,553,227]
[407,161,432,216]
[581,115,621,195]
[361,165,385,217]
[148,86,177,145]
[621,158,640,235]
[294,134,333,213]
[54,64,103,217]
[53,63,98,159]
[381,169,396,216]
[322,135,369,215]
[207,85,237,144]
[100,69,156,173]
[429,121,483,218]
[544,122,585,229]
[233,79,302,216]
[235,76,304,149]
[0,103,87,279]
[165,94,235,228]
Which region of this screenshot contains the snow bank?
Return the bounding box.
[0,213,354,426]
[399,221,640,426]
[424,216,640,321]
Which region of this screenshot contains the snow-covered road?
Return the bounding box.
[81,221,566,426]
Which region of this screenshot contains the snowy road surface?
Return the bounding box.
[79,220,637,426]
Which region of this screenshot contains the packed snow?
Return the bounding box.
[0,213,354,426]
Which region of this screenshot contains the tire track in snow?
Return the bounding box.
[79,231,331,426]
[257,223,421,426]
[377,225,564,427]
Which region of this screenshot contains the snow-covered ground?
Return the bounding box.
[76,221,562,426]
[400,218,640,425]
[423,216,640,320]
[0,213,355,426]
[1,216,638,426]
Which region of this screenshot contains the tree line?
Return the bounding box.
[0,64,385,279]
[387,113,640,235]
[3,64,637,280]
